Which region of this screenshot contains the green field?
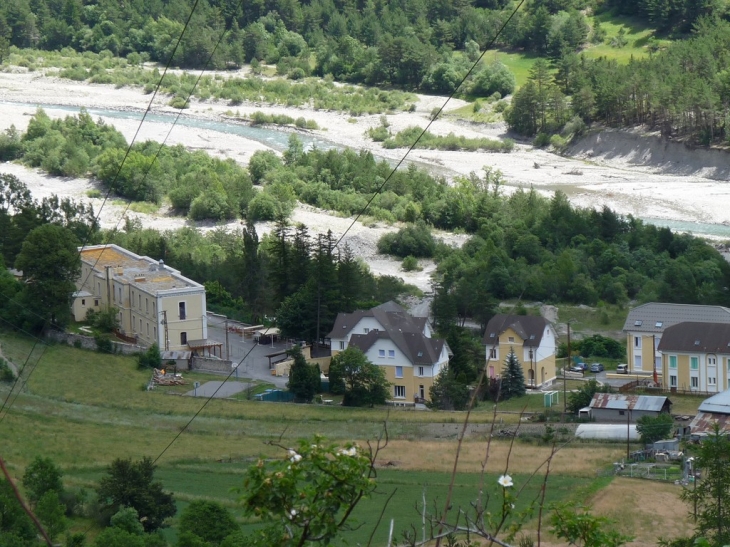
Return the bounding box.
[0,329,680,543]
[62,462,598,545]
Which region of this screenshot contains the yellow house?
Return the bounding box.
[482,314,557,388]
[327,301,450,404]
[658,322,730,393]
[623,303,730,375]
[73,244,207,351]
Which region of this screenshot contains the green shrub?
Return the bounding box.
[377,222,436,258]
[168,96,189,109]
[401,255,421,271]
[0,358,15,382]
[533,133,551,148]
[86,189,102,198]
[367,125,390,142]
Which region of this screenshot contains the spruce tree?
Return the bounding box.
[501,347,526,400]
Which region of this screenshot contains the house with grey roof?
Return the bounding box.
[327,302,449,404]
[482,314,556,388]
[622,303,730,376]
[689,389,730,435]
[657,322,730,393]
[589,393,672,423]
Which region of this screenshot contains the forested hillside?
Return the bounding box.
[0,1,719,88]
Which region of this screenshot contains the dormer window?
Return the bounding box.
[634,320,642,326]
[364,328,369,333]
[655,321,663,328]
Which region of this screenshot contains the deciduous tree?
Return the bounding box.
[328,347,389,407]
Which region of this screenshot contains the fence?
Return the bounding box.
[599,462,684,483]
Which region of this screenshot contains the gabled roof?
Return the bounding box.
[328,301,447,366]
[482,314,547,347]
[698,389,730,414]
[589,393,670,412]
[348,330,446,366]
[657,322,730,353]
[623,303,730,334]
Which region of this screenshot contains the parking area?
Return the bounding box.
[206,316,292,388]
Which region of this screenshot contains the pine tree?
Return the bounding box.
[501,347,526,400]
[287,345,320,403]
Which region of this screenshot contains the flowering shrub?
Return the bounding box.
[240,436,377,546]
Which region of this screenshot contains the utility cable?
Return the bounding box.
[154,0,529,463]
[0,0,204,425]
[334,0,526,249]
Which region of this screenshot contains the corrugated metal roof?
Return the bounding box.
[689,411,730,435]
[589,393,669,412]
[698,389,730,414]
[623,303,730,333]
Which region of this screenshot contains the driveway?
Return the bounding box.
[185,380,252,398]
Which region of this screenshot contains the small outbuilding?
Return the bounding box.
[589,393,672,423]
[576,423,639,441]
[689,389,730,435]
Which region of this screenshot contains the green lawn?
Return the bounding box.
[63,463,595,546]
[582,13,671,63]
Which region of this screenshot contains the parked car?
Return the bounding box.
[617,364,629,374]
[569,362,587,373]
[590,363,604,372]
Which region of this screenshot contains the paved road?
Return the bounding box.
[206,316,290,388]
[185,380,252,398]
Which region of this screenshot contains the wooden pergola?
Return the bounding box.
[187,339,223,358]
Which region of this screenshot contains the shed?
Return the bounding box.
[589,393,672,423]
[689,389,730,435]
[161,350,192,370]
[576,424,639,441]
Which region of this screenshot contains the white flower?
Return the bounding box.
[290,509,297,516]
[338,446,357,457]
[498,474,513,488]
[511,504,515,509]
[290,453,302,463]
[288,449,296,457]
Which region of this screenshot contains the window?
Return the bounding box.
[81,299,86,306]
[418,366,424,376]
[146,323,149,336]
[154,327,157,339]
[634,320,642,326]
[146,298,149,313]
[669,356,677,369]
[97,282,101,295]
[378,349,385,358]
[691,376,699,389]
[708,356,717,366]
[691,357,699,370]
[388,350,395,358]
[118,287,122,302]
[655,321,663,328]
[508,336,515,343]
[634,336,642,348]
[139,318,142,332]
[395,366,403,378]
[709,376,717,386]
[394,385,405,398]
[179,302,186,320]
[94,299,99,306]
[138,294,141,308]
[339,341,345,350]
[670,375,677,387]
[113,289,116,302]
[364,328,369,333]
[181,332,188,345]
[619,410,625,416]
[489,348,497,359]
[153,302,156,313]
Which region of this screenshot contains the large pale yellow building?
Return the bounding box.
[482,314,557,388]
[73,244,207,351]
[327,301,450,404]
[658,322,730,393]
[622,303,730,377]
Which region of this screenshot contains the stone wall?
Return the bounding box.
[45,330,142,355]
[191,355,233,373]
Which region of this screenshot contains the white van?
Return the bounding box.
[617,364,629,374]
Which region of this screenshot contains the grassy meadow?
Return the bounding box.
[0,328,695,544]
